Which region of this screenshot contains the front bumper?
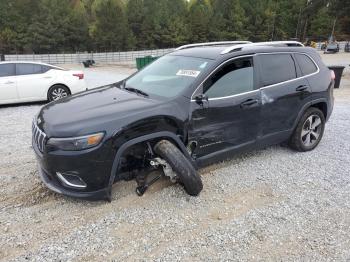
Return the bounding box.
[38,166,109,200]
[32,134,114,201]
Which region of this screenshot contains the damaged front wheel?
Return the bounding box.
[154,140,203,196]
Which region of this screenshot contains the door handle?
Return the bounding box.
[4,81,15,84]
[296,85,308,92]
[43,76,52,79]
[240,99,258,108]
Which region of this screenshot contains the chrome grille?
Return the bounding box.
[32,120,47,152]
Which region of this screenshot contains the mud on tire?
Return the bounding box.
[154,140,203,196]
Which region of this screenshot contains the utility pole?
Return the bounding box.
[295,7,302,39]
[330,17,337,41]
[271,14,276,41]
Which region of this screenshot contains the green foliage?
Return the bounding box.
[90,0,128,51]
[126,0,144,48]
[159,0,189,47]
[0,0,349,54]
[187,0,212,43]
[209,0,246,41]
[309,7,334,39]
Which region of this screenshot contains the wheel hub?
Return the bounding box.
[52,88,68,100]
[150,157,177,183]
[301,114,322,147]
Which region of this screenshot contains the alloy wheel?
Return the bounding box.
[301,114,322,147]
[51,87,68,101]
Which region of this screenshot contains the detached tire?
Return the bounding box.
[154,140,203,196]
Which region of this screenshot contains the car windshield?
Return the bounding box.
[125,55,212,98]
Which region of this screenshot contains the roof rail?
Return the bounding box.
[175,41,252,51]
[220,41,305,55]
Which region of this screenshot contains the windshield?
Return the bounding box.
[125,55,212,98]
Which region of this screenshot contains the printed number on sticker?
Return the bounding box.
[176,70,201,78]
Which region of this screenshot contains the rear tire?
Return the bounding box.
[154,140,203,196]
[48,85,70,102]
[289,107,325,152]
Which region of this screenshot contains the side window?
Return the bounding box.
[259,54,296,86]
[0,64,16,77]
[16,63,43,76]
[204,58,254,99]
[295,54,318,76]
[41,65,52,73]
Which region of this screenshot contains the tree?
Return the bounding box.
[270,0,305,40]
[209,0,246,41]
[187,0,212,43]
[65,0,90,51]
[25,0,90,53]
[126,0,144,48]
[1,0,350,53]
[309,6,334,40]
[159,0,189,47]
[90,0,130,51]
[137,0,164,48]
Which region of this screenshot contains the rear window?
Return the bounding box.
[16,63,43,75]
[295,54,318,76]
[0,64,15,77]
[259,54,296,86]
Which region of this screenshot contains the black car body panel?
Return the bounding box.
[32,44,334,201]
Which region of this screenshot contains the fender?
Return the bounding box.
[106,131,195,201]
[291,98,328,131]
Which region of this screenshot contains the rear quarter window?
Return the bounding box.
[259,54,296,86]
[41,65,54,73]
[295,54,318,76]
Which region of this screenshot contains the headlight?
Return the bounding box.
[47,132,105,151]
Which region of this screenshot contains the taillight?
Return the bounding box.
[73,73,84,80]
[330,70,335,80]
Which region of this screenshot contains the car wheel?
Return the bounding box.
[48,85,70,101]
[154,140,203,196]
[289,107,325,152]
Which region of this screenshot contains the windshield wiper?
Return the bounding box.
[124,87,149,97]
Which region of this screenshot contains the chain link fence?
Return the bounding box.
[3,42,349,65]
[4,48,175,65]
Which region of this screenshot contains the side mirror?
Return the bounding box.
[195,94,208,103]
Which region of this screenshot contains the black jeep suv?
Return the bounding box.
[32,41,334,201]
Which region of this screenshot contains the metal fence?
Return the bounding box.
[315,41,347,50]
[3,42,349,64]
[4,48,175,65]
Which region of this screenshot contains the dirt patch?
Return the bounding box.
[1,180,56,208]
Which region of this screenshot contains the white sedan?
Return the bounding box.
[0,61,87,105]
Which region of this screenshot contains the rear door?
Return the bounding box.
[257,53,312,138]
[0,63,18,103]
[16,63,54,101]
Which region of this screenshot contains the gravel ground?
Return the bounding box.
[0,53,350,261]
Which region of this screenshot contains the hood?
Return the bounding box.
[38,85,167,137]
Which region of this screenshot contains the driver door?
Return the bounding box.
[188,56,261,159]
[0,63,18,103]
